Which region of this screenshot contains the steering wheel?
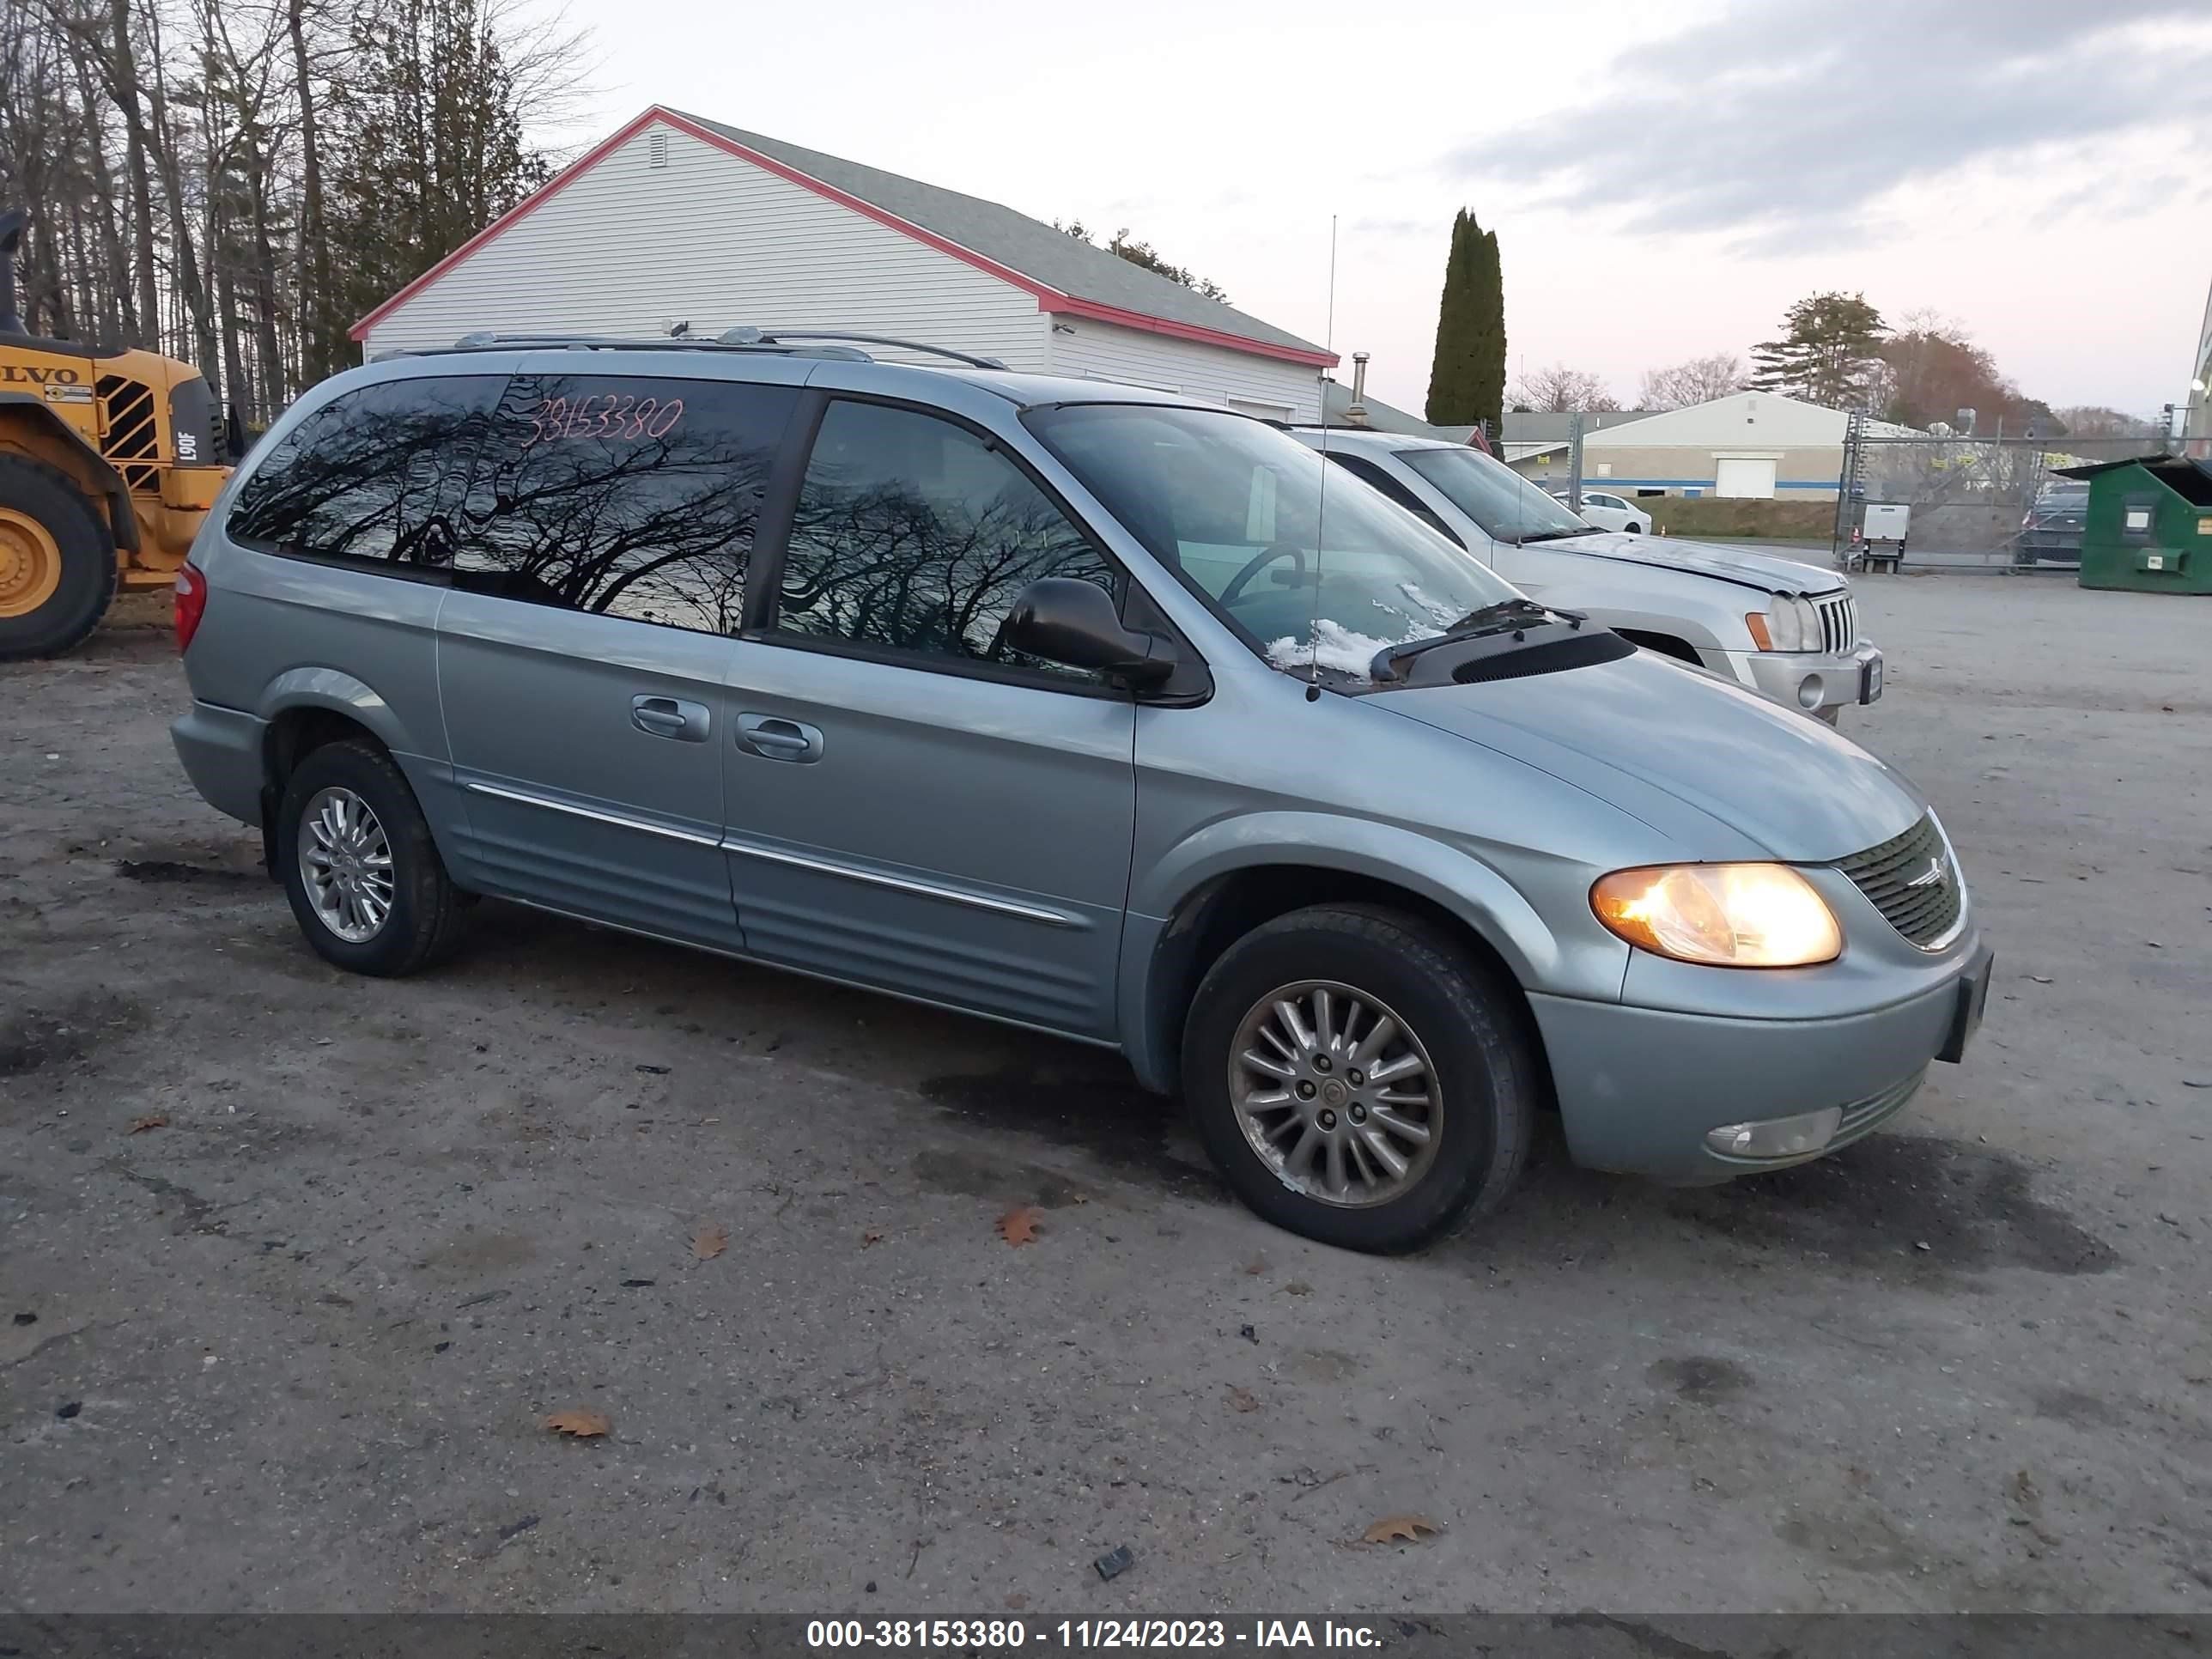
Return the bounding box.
[1219,542,1305,606]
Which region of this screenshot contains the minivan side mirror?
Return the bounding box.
[1001,577,1175,688]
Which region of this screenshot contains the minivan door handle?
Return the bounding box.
[736,713,823,763]
[631,695,709,742]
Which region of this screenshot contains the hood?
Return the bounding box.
[1539,532,1842,595]
[1373,648,1925,862]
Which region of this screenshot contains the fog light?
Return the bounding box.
[1705,1106,1843,1160]
[1796,673,1825,710]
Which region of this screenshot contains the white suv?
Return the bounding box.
[1294,428,1881,723]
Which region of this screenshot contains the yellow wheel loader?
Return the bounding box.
[0,207,234,659]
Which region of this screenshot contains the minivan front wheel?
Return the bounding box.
[277,739,470,976]
[1183,905,1535,1253]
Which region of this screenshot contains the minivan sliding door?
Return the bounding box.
[436,366,801,948]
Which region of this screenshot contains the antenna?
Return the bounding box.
[1305,214,1337,702]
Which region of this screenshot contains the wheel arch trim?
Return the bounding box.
[1117,817,1569,1092]
[256,669,414,758]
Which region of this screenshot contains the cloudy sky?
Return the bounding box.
[542,0,2212,416]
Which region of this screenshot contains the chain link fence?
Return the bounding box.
[1831,429,2172,568]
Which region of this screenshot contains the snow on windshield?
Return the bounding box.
[1265,584,1462,679]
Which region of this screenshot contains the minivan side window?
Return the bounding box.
[452,374,798,635]
[774,399,1116,680]
[227,376,502,568]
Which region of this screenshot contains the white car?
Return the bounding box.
[1549,488,1648,534]
[1294,428,1881,723]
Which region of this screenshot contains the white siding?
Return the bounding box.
[1047,318,1322,421]
[362,121,1050,369]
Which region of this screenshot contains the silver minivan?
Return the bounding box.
[171,333,1993,1253]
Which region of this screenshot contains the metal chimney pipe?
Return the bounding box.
[1347,350,1370,426]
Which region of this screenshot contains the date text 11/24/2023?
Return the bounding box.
[805,1619,1384,1649]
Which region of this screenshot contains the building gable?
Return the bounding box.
[356,116,1048,366]
[355,106,1335,372]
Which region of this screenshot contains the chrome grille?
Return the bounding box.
[1835,814,1963,949]
[1814,591,1856,656]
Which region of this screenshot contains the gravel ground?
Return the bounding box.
[2,575,2208,1616]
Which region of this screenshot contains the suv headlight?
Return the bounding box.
[1745,594,1820,653]
[1591,864,1842,967]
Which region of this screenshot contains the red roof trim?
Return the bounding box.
[352,106,1336,370]
[1041,295,1336,368]
[652,110,1064,305]
[349,107,664,341]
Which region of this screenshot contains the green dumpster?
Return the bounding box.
[2054,455,2212,594]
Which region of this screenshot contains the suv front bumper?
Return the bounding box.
[1723,644,1883,721]
[1525,937,1993,1184]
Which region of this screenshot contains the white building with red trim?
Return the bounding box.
[351,107,1337,419]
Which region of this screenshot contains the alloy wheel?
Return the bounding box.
[298,786,396,943]
[1228,980,1442,1208]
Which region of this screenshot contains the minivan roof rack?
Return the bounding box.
[719,328,1008,371]
[421,329,1007,371]
[432,331,871,361]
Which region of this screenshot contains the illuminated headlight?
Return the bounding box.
[1705,1107,1843,1159]
[1590,863,1843,967]
[1746,594,1820,653]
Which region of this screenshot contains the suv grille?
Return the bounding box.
[1835,814,1963,949]
[1814,592,1856,656]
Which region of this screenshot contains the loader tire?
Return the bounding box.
[0,457,119,661]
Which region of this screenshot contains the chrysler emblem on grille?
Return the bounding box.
[1905,857,1948,890]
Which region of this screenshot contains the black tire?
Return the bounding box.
[276,738,470,976]
[1625,521,1644,534]
[0,456,118,661]
[1182,903,1537,1253]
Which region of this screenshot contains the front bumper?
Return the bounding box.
[1722,644,1883,720]
[2016,531,2082,562]
[1526,938,1993,1184]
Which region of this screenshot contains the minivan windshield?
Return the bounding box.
[1398,445,1595,543]
[1027,404,1522,684]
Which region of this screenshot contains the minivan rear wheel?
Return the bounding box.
[277,739,469,976]
[1182,904,1536,1253]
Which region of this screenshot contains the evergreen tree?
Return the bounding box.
[1425,209,1504,430]
[1748,292,1887,408]
[324,0,550,345]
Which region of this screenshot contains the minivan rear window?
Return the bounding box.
[452,374,798,635]
[227,376,502,567]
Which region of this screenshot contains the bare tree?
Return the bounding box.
[1637,351,1747,410]
[9,0,591,420]
[1508,362,1618,413]
[2051,405,2159,440]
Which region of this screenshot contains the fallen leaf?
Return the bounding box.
[690,1221,728,1260]
[543,1409,611,1437]
[1243,1255,1267,1276]
[128,1115,169,1134]
[1004,1594,1029,1612]
[1226,1386,1261,1413]
[2027,975,2053,985]
[860,1229,884,1249]
[998,1206,1039,1246]
[1362,1514,1440,1546]
[1281,1280,1314,1297]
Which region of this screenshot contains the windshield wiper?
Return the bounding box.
[1511,526,1601,544]
[1370,598,1577,682]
